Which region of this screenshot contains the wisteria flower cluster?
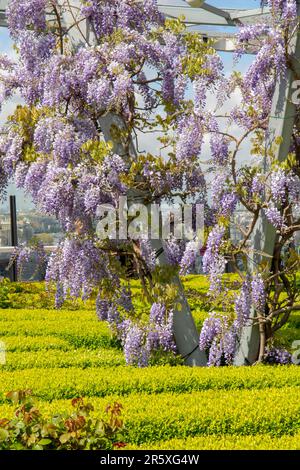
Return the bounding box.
[96,298,176,366]
[199,275,260,366]
[264,346,292,365]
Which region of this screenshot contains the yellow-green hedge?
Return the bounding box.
[0,278,300,450]
[2,348,125,370]
[0,388,299,445]
[1,335,71,352]
[128,434,300,450]
[0,365,299,401]
[0,311,114,349]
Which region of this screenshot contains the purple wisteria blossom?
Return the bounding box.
[199,312,236,366]
[202,225,226,294]
[264,347,292,364]
[140,239,156,272]
[199,312,222,351]
[179,238,202,275]
[210,135,229,166]
[164,237,186,266]
[264,206,286,230]
[124,324,149,367]
[251,274,266,314]
[235,277,252,329]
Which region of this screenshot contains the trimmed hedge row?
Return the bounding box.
[122,388,300,444]
[0,318,109,337]
[0,278,299,449]
[0,316,114,349]
[128,434,300,450]
[0,388,299,445]
[0,366,300,401]
[0,309,96,322]
[2,348,125,370]
[2,336,71,352]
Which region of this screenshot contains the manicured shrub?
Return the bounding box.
[0,365,300,401]
[3,349,125,371]
[1,336,71,352]
[1,388,299,446]
[127,434,300,450]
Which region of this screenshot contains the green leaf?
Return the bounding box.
[59,433,71,444]
[38,438,52,446]
[0,429,9,441]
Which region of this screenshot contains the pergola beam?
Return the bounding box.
[159,3,270,53]
[158,3,270,26]
[158,4,234,26]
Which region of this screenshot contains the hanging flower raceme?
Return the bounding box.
[96,297,177,366]
[199,312,237,366]
[202,225,227,295]
[251,274,266,314]
[46,237,113,301]
[179,238,202,275]
[234,277,252,329]
[11,241,48,279]
[264,346,292,364]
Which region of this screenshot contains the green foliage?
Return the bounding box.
[1,387,300,447]
[0,278,23,308]
[0,275,299,449]
[2,336,71,352]
[0,365,299,402]
[0,310,116,349]
[128,434,300,450]
[7,106,51,164]
[182,32,215,79]
[120,387,300,445]
[81,140,114,164]
[0,279,96,310]
[2,349,125,371]
[0,390,125,450]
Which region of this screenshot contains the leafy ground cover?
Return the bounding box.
[0,276,299,449]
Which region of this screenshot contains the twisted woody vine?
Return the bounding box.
[0,0,299,366]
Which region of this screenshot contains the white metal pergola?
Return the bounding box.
[0,1,299,366]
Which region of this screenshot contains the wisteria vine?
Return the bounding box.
[0,0,299,366]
